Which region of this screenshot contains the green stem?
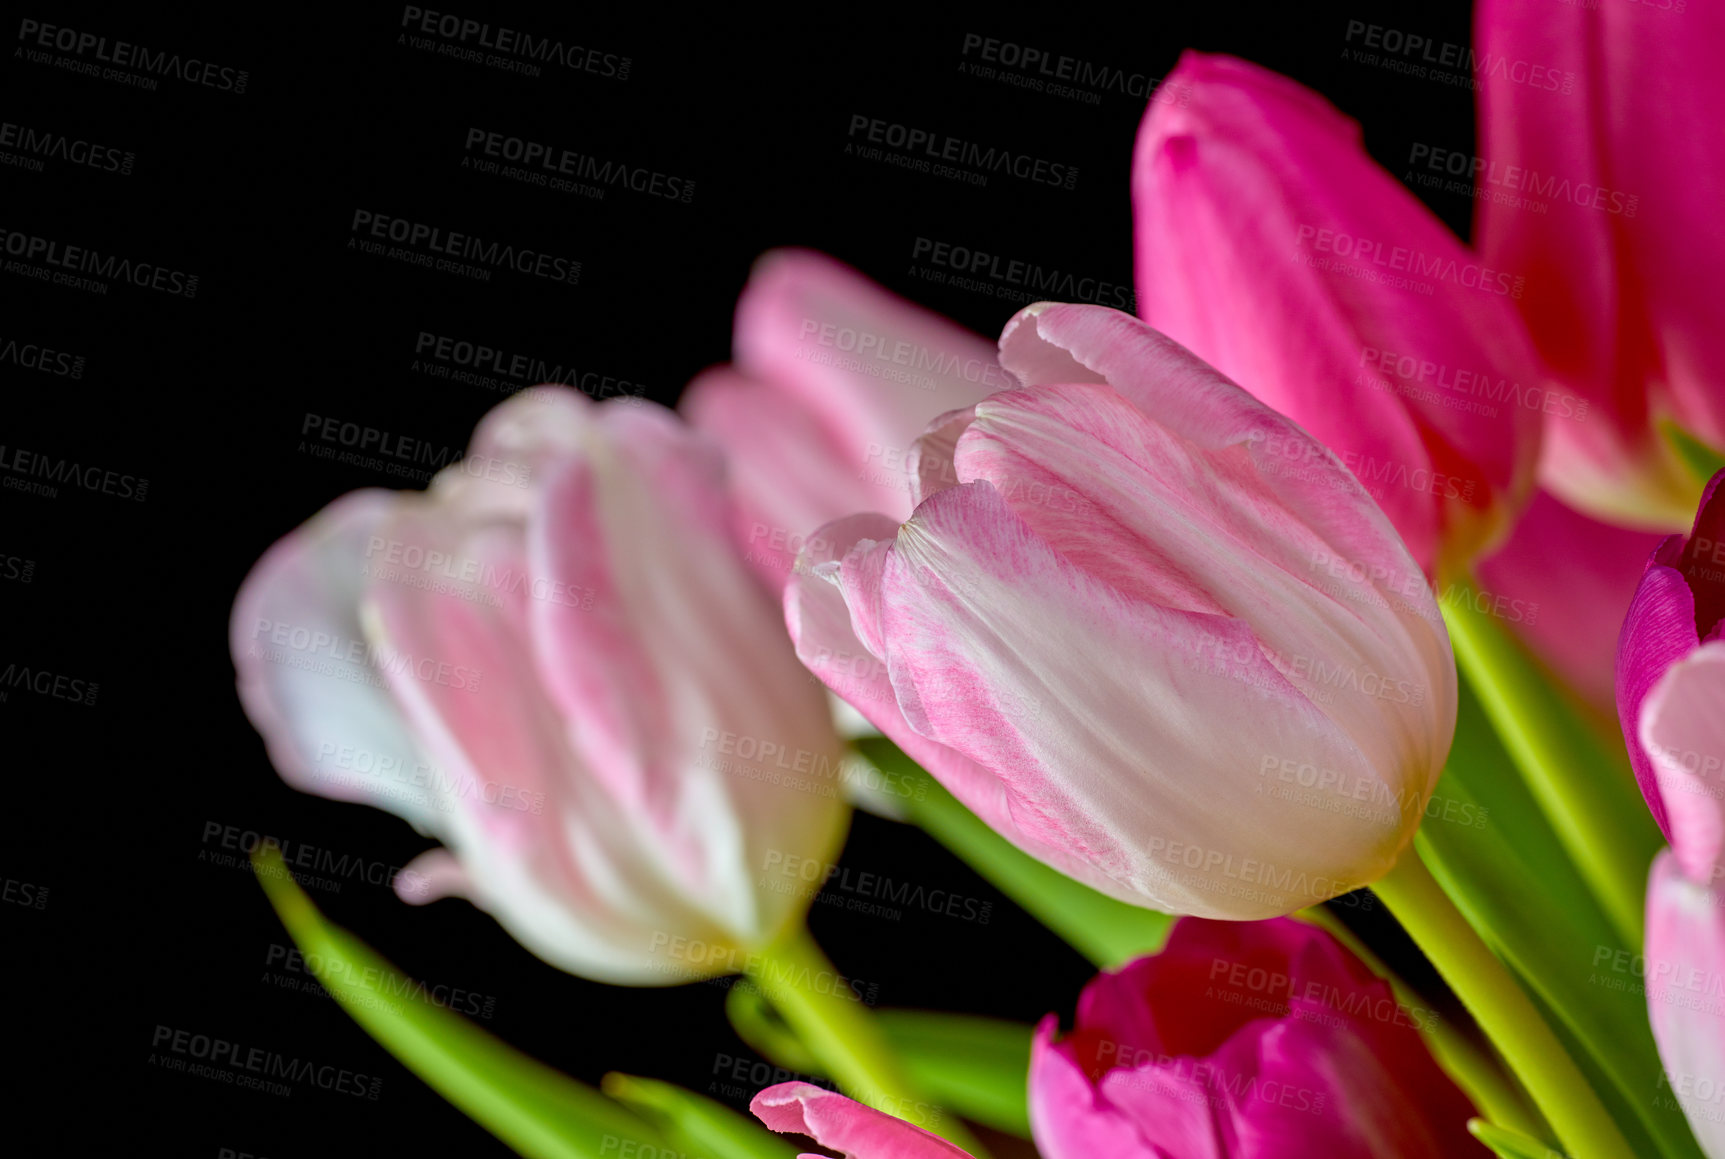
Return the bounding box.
[746,926,990,1157]
[1441,574,1655,945]
[1373,851,1634,1159]
[1295,907,1547,1141]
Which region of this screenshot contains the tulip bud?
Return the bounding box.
[1475,0,1725,529]
[1616,471,1725,839]
[230,389,848,984]
[1134,51,1544,576]
[751,1082,977,1158]
[681,249,1008,589]
[1029,918,1484,1158]
[788,304,1456,918]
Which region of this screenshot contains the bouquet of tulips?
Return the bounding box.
[229,7,1725,1158]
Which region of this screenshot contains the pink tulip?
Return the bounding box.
[1029,917,1484,1158]
[1635,644,1725,1157]
[681,249,1011,589]
[1616,472,1725,839]
[1133,51,1544,577]
[1475,0,1725,529]
[230,389,849,984]
[787,303,1455,918]
[751,1082,977,1159]
[1474,489,1665,715]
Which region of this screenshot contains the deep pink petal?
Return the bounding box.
[1618,556,1699,839]
[1133,52,1542,571]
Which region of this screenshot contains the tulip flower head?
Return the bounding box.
[682,249,1010,589]
[231,389,849,984]
[1134,51,1545,578]
[1029,917,1484,1158]
[789,304,1456,918]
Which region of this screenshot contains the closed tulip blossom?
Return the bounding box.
[1617,472,1725,839]
[230,389,849,984]
[751,1082,977,1158]
[681,249,1011,589]
[1476,0,1725,528]
[1619,470,1725,1154]
[1133,52,1545,577]
[788,303,1456,917]
[1029,917,1484,1158]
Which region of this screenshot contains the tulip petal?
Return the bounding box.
[1618,552,1698,839]
[1645,852,1725,1159]
[850,479,1414,917]
[1029,1019,1184,1159]
[750,1081,978,1158]
[1134,52,1541,569]
[1641,644,1725,884]
[229,490,443,830]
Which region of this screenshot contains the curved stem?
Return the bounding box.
[1373,850,1635,1159]
[746,926,990,1157]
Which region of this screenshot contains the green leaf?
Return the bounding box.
[253,845,664,1159]
[856,736,1172,968]
[602,1073,800,1159]
[1469,1117,1570,1159]
[1418,673,1700,1159]
[877,1011,1031,1139]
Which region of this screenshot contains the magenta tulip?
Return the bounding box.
[1616,472,1725,838]
[1133,51,1544,576]
[681,249,1011,588]
[1476,0,1725,528]
[1030,917,1483,1158]
[230,389,848,983]
[752,1082,977,1159]
[788,303,1455,917]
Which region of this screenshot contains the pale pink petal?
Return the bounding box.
[751,1081,977,1158]
[1645,853,1725,1158]
[1641,644,1725,884]
[229,490,443,830]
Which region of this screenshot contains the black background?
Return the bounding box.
[2,5,1474,1154]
